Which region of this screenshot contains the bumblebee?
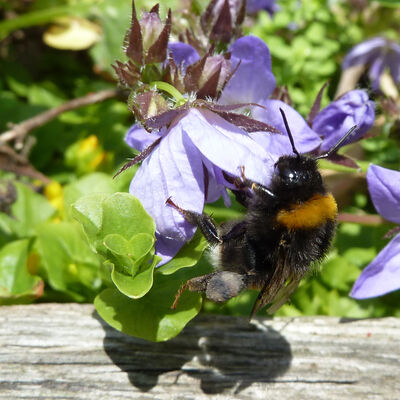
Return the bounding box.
[168,109,356,318]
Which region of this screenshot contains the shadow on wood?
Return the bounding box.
[97,311,292,394]
[2,304,400,399]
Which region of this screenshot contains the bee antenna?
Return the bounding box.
[279,108,300,158]
[314,125,358,160]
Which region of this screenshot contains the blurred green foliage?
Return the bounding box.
[249,0,400,114]
[1,0,400,341]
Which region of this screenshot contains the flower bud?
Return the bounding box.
[124,3,171,66]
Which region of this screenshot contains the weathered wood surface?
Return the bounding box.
[1,304,399,399]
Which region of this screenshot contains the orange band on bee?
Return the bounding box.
[276,193,337,230]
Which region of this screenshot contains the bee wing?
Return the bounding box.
[249,257,305,319]
[266,276,302,314]
[249,258,290,319]
[250,280,273,320]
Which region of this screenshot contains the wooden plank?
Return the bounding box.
[0,303,399,399]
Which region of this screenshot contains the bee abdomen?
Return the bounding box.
[288,218,337,269]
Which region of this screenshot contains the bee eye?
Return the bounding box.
[280,168,299,183]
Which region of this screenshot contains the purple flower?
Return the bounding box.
[351,165,400,299]
[312,90,375,154]
[126,36,279,263]
[250,90,375,157]
[127,109,275,262]
[342,37,400,90]
[219,35,276,105]
[168,42,200,69]
[246,0,279,16]
[251,99,322,155]
[126,36,375,263]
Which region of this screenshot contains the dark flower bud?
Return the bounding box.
[118,3,171,68]
[128,91,169,122]
[201,0,246,44]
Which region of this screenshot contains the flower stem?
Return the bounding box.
[150,81,186,106]
[319,159,370,174]
[338,213,387,225]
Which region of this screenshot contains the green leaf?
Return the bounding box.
[89,1,177,72]
[0,239,43,305]
[158,230,208,275]
[104,234,138,277]
[94,269,202,342]
[128,233,158,266]
[342,247,377,268]
[105,232,154,266]
[63,173,117,219]
[0,182,55,238]
[0,4,91,40]
[265,36,291,60]
[320,255,361,292]
[375,0,400,6]
[102,193,156,239]
[36,221,102,301]
[26,82,65,107]
[103,233,130,255]
[4,61,33,97]
[111,254,161,299]
[89,0,132,72]
[292,280,329,315]
[324,290,371,318]
[72,192,156,254]
[104,232,158,299]
[72,193,158,298]
[71,193,110,250]
[305,22,326,44]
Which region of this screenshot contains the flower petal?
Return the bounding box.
[387,43,400,84]
[350,233,400,299]
[168,42,200,69]
[246,0,279,16]
[180,108,276,186]
[252,100,321,155]
[367,164,400,224]
[248,131,294,160]
[219,35,276,105]
[128,107,283,264]
[368,56,386,90]
[129,123,205,263]
[125,124,164,152]
[312,90,375,153]
[201,157,231,205]
[342,37,387,69]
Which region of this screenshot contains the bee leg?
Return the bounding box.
[220,221,246,241]
[166,197,221,246]
[204,271,247,302]
[231,189,252,208]
[236,166,276,199]
[222,171,253,208]
[172,271,247,309]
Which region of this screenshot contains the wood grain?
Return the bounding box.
[0,303,399,399]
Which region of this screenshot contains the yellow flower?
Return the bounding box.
[44,181,64,214]
[79,135,99,153]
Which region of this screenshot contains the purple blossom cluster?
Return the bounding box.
[351,165,400,299]
[342,37,400,90]
[246,0,279,16]
[124,34,375,263]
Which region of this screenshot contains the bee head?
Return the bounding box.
[272,107,358,202]
[272,155,323,200]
